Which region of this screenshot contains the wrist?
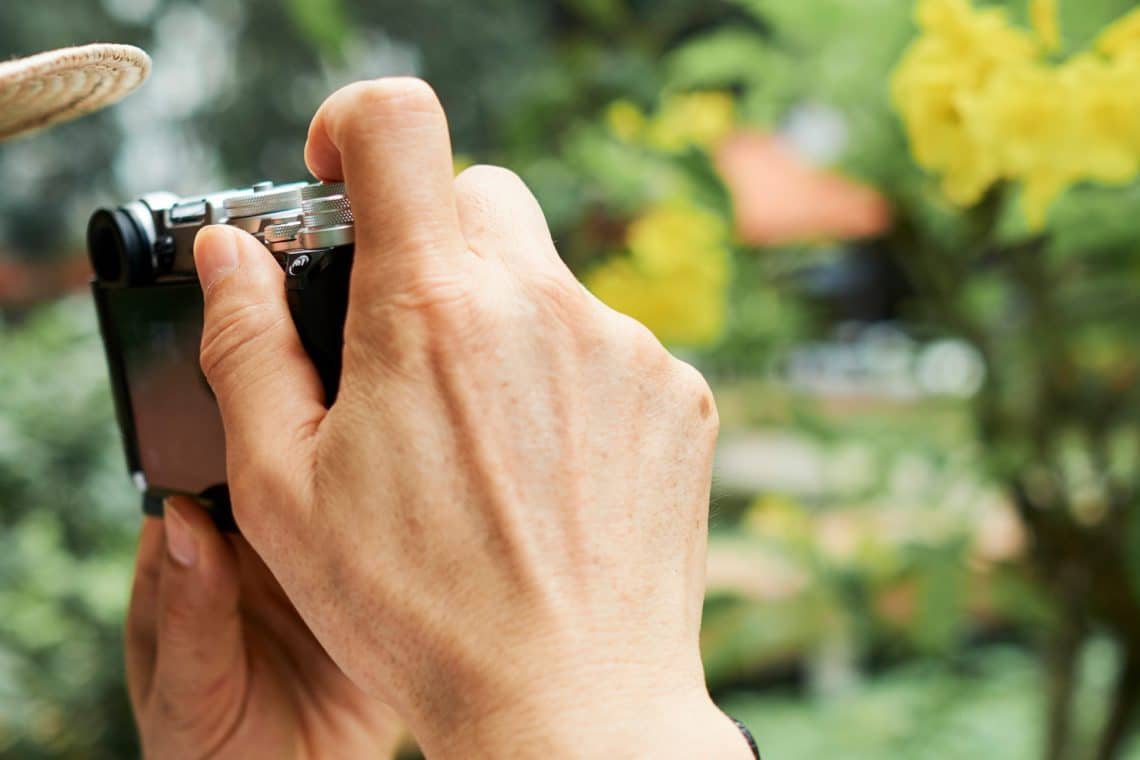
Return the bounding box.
[409,664,753,760]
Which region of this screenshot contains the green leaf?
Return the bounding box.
[665,28,789,90]
[673,147,735,220]
[1124,509,1140,600]
[284,0,350,57]
[561,0,629,29]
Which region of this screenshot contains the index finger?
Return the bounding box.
[304,78,468,299]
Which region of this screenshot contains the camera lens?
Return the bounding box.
[88,208,152,285]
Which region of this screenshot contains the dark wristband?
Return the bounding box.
[727,715,761,759]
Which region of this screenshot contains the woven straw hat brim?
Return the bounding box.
[0,43,150,141]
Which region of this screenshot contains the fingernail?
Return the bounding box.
[164,498,199,567]
[196,227,239,293]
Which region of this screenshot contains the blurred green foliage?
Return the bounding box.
[1,0,1138,758]
[285,0,351,56]
[0,300,136,757]
[724,641,1140,758]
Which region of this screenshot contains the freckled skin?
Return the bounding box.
[188,78,753,760]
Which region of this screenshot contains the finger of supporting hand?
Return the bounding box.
[152,497,246,712]
[304,78,469,300]
[125,517,165,711]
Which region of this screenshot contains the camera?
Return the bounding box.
[88,181,355,528]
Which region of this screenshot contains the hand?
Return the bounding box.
[125,496,403,759]
[192,77,751,759]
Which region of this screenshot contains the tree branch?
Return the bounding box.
[1095,644,1140,760]
[1045,598,1086,760]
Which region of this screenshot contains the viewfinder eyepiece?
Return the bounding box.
[88,208,152,286]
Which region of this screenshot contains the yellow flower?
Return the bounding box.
[627,203,728,278]
[892,55,1001,205]
[586,201,730,347]
[913,0,1038,65]
[1021,170,1072,229]
[1097,6,1140,61]
[1030,0,1061,52]
[1062,54,1140,181]
[646,91,736,152]
[604,92,736,152]
[914,0,969,32]
[892,0,1140,229]
[605,100,646,143]
[892,0,1037,205]
[966,65,1070,171]
[743,494,813,545]
[587,259,728,346]
[452,154,474,175]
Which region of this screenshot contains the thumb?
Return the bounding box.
[152,497,245,713]
[194,225,324,512]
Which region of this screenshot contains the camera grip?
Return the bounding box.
[284,246,354,404]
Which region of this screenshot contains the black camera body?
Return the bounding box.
[88,181,354,528]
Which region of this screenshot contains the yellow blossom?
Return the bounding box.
[452,154,474,174]
[744,494,813,545]
[963,63,1077,221]
[892,0,1140,229]
[1020,168,1071,229]
[646,91,736,152]
[892,0,1037,205]
[627,202,728,278]
[605,100,646,143]
[1061,55,1140,182]
[588,259,728,346]
[586,201,730,347]
[1097,6,1140,61]
[892,56,1001,206]
[1030,0,1061,52]
[913,0,1038,66]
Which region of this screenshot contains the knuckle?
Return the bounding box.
[613,313,670,369]
[382,272,480,325]
[454,164,550,245]
[673,359,720,434]
[158,593,202,639]
[151,685,191,729]
[346,262,484,379]
[150,671,234,734]
[338,77,442,127]
[429,293,502,352]
[531,273,589,322]
[456,164,528,196]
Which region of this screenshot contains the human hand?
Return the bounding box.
[192,77,750,759]
[125,496,403,759]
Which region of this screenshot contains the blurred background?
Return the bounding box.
[2,0,1139,757]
